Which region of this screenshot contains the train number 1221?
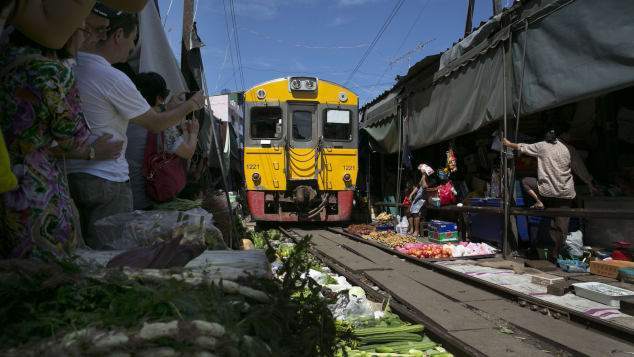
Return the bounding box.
[246,164,259,169]
[343,165,355,170]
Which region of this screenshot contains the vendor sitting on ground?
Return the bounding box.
[407,164,433,237]
[502,129,597,259]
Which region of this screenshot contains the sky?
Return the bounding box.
[157,0,504,105]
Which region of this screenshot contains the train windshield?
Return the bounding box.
[323,109,351,141]
[251,107,282,139]
[292,110,312,141]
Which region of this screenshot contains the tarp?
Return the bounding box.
[366,0,634,153]
[134,1,188,95]
[361,91,398,128]
[512,0,634,116]
[363,117,400,154]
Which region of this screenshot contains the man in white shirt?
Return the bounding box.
[67,10,204,247]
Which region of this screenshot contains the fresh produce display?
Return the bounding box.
[348,224,377,236]
[397,243,453,259]
[375,212,395,223]
[397,242,497,259]
[365,231,417,249]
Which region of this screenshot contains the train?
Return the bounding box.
[243,77,359,222]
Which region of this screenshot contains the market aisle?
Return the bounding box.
[298,228,634,356]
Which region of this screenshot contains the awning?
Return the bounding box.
[361,91,398,128]
[406,27,508,150]
[512,0,634,116]
[405,0,634,150]
[362,117,400,154]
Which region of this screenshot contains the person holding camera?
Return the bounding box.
[126,72,200,210]
[66,10,204,246]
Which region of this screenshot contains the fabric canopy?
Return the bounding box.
[361,91,398,128]
[512,0,634,116]
[363,0,634,153]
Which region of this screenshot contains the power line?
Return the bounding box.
[344,0,406,86]
[228,0,246,90]
[242,27,369,50]
[221,0,239,91]
[162,0,175,28]
[372,0,431,90]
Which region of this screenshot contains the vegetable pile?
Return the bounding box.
[348,224,377,236]
[364,232,417,249]
[396,242,497,259]
[337,314,452,357]
[0,233,337,356]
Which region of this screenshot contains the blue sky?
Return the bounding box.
[158,0,503,105]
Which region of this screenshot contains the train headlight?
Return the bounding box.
[289,77,318,91]
[256,89,266,99]
[343,173,351,182]
[252,172,261,181]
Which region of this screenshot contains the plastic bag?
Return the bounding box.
[565,231,584,257]
[107,228,206,269]
[331,293,376,321]
[93,208,218,250]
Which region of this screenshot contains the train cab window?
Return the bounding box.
[292,111,312,141]
[323,109,352,141]
[251,107,282,139]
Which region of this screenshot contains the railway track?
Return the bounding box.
[278,226,634,357]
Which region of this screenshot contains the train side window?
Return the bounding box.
[323,109,351,141]
[292,111,312,141]
[251,107,282,139]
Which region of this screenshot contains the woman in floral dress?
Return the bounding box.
[0,31,91,259]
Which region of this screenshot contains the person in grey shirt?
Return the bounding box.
[503,129,597,260]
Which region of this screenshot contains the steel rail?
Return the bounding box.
[327,227,634,342]
[277,226,483,357]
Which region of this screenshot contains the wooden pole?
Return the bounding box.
[492,0,503,15]
[464,0,476,36]
[182,0,194,53]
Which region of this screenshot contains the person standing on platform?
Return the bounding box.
[502,129,596,260]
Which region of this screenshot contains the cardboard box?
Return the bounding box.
[589,260,634,279]
[529,273,565,286]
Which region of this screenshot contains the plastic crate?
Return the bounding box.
[426,220,458,233]
[589,260,634,279]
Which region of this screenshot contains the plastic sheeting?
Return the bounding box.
[135,1,188,95]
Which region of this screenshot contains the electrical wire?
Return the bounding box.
[345,0,406,86]
[221,0,239,91]
[228,0,246,90]
[162,0,175,28]
[372,0,431,90]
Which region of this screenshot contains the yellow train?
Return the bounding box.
[243,77,358,222]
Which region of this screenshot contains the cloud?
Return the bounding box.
[234,0,319,20]
[337,0,380,6]
[327,16,350,27]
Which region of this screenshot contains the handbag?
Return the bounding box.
[143,131,186,203]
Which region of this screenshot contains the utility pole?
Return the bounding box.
[182,0,194,54]
[464,0,476,37]
[492,0,503,15]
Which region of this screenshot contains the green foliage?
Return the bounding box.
[0,233,339,356]
[240,234,338,356]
